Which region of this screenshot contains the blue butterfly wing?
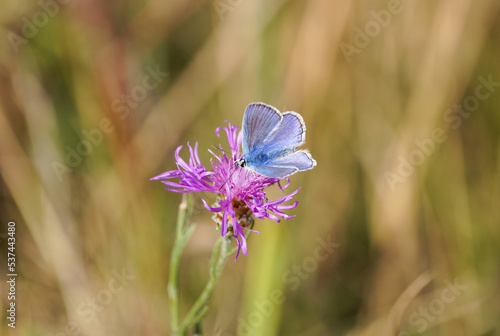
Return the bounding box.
[248,151,316,178]
[242,103,282,156]
[256,112,306,156]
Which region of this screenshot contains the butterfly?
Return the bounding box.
[236,102,317,178]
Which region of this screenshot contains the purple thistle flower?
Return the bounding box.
[151,121,300,260]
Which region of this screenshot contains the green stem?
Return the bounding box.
[169,206,255,335]
[177,237,231,335]
[168,194,195,335]
[208,237,222,275]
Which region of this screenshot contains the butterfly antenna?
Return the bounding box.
[211,145,240,191]
[219,167,237,191]
[211,145,231,156]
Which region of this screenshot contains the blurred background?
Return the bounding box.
[1,0,500,335]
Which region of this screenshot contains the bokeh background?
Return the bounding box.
[1,0,500,335]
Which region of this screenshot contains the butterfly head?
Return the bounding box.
[235,158,246,168]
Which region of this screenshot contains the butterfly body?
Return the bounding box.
[240,102,316,178]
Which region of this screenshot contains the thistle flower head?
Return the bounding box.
[151,121,300,260]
